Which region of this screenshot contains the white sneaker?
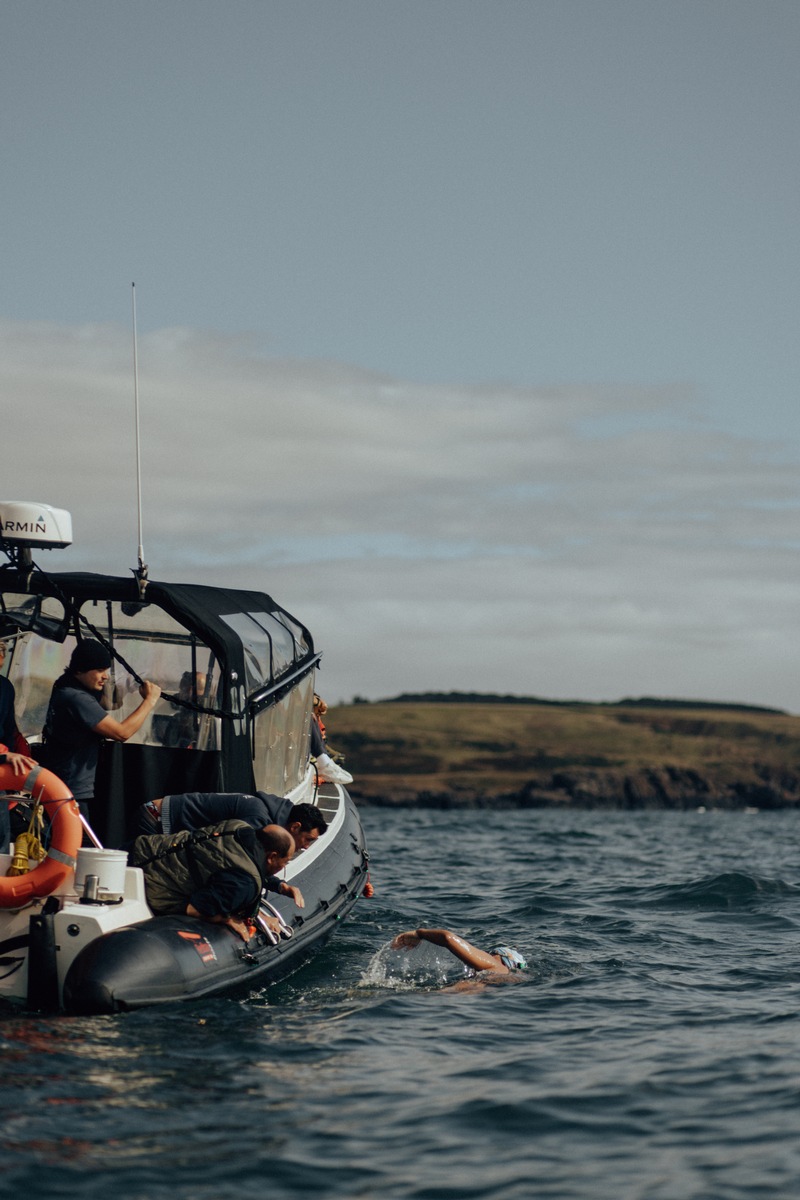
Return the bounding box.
[316,759,353,785]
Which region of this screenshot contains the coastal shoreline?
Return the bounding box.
[350,764,800,810]
[329,695,800,811]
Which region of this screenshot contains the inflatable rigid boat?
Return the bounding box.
[0,501,369,1014]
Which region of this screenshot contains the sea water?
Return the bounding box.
[2,807,800,1200]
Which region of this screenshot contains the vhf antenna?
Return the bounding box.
[131,282,148,600]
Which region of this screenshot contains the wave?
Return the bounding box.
[639,871,799,909]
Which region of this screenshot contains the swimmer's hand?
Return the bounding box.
[391,930,421,950]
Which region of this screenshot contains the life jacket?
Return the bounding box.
[130,819,266,917]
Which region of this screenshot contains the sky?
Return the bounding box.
[2,1,799,711]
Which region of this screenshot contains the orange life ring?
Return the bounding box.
[0,763,82,908]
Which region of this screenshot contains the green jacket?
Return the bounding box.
[130,819,267,917]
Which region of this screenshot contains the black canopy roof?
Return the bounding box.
[0,566,317,704]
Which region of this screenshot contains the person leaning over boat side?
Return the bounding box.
[391,928,528,980]
[131,792,314,908]
[311,693,353,785]
[133,792,327,854]
[42,640,161,821]
[130,821,297,942]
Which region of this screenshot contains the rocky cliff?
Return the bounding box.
[350,764,800,810]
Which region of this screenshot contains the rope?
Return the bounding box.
[6,800,45,877]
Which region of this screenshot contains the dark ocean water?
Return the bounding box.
[2,807,800,1200]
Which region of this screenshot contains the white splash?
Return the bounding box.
[359,941,468,990]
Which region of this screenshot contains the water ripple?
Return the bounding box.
[4,809,800,1198]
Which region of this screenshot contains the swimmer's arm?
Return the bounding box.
[393,928,500,973]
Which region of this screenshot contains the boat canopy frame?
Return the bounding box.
[0,564,320,846]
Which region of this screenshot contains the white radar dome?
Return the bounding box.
[0,501,73,549]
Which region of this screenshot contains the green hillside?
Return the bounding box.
[325,695,800,809]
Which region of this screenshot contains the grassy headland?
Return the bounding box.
[325,694,800,810]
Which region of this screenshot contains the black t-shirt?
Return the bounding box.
[44,679,108,799]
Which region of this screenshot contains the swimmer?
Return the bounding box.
[391,927,527,978]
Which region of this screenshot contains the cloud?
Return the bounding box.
[3,319,799,710]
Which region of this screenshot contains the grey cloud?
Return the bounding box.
[3,321,798,710]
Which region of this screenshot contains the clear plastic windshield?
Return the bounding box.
[251,672,314,795]
[219,610,309,694]
[5,596,221,751]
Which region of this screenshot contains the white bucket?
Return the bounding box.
[75,848,128,901]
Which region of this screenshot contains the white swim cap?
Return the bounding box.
[490,946,527,972]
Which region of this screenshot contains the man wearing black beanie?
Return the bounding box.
[43,640,161,820]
